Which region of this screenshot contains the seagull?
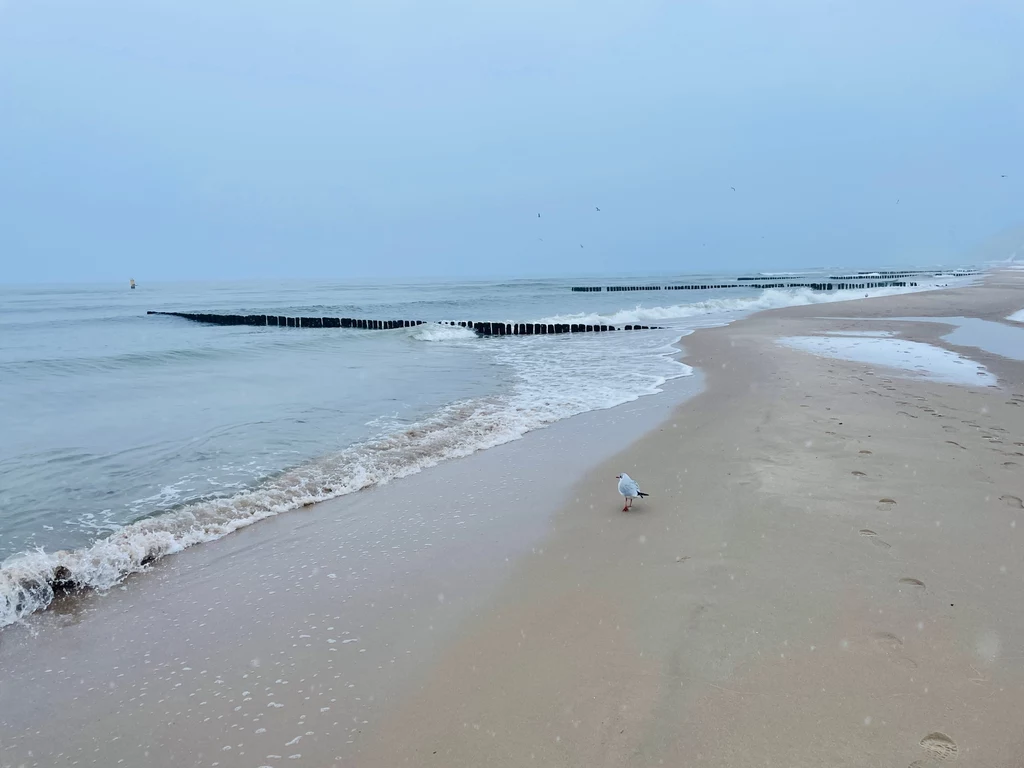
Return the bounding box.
[595,206,601,211]
[538,213,541,218]
[730,186,736,192]
[616,473,649,512]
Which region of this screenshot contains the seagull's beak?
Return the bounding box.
[615,475,621,479]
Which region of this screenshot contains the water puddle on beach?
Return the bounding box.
[912,316,1024,361]
[821,316,1024,362]
[778,335,997,386]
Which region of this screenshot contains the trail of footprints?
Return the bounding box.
[823,383,1021,765]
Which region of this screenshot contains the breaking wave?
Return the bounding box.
[538,285,932,326]
[0,328,689,628]
[412,324,478,342]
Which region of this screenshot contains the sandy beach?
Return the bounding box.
[3,272,1024,767]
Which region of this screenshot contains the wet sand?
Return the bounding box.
[3,272,1024,767]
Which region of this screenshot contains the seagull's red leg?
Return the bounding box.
[622,499,629,512]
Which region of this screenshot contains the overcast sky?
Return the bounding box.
[0,0,1020,282]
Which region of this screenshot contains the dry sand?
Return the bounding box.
[354,271,1024,767]
[3,272,1024,767]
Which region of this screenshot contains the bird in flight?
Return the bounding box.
[580,244,584,248]
[595,206,601,211]
[616,473,649,512]
[1002,174,1008,178]
[537,213,541,218]
[730,187,736,192]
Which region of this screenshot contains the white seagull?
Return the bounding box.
[616,473,649,512]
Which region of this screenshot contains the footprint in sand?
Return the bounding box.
[942,425,957,433]
[899,577,926,589]
[852,470,867,477]
[945,441,966,450]
[919,732,958,761]
[859,450,873,455]
[1000,495,1024,510]
[860,529,891,549]
[1003,462,1019,469]
[878,498,897,511]
[872,631,903,653]
[897,411,918,419]
[871,632,918,668]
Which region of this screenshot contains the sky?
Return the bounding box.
[0,0,1021,282]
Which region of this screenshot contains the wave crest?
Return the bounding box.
[412,324,478,342]
[538,286,928,326]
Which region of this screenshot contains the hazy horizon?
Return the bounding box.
[1,1,1021,283]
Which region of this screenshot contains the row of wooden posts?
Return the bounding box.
[147,312,660,335]
[571,280,917,292]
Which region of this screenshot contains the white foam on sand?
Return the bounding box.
[1007,309,1024,323]
[778,335,997,386]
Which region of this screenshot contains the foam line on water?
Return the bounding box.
[536,283,948,326]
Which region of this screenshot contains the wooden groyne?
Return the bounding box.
[147,312,660,335]
[570,281,918,293]
[828,269,980,280]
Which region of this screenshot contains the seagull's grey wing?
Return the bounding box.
[619,477,639,497]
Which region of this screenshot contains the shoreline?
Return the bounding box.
[0,357,705,765]
[3,273,1023,766]
[0,273,978,630]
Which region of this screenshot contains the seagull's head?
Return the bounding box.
[615,475,622,480]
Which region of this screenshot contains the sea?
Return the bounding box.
[0,269,976,627]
